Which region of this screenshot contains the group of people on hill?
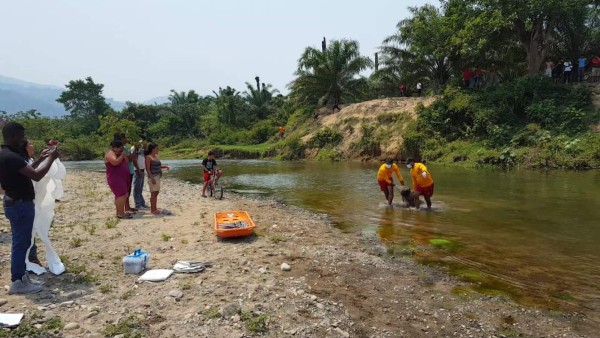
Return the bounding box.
[398,82,423,97]
[377,157,434,209]
[545,56,600,83]
[462,64,499,89]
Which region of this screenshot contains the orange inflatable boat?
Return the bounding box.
[214,211,256,238]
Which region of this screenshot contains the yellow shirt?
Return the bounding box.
[377,163,403,184]
[410,162,434,189]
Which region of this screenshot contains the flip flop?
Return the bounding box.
[117,214,133,219]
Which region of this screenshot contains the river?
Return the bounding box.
[66,159,600,312]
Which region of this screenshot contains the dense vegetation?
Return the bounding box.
[1,0,599,168]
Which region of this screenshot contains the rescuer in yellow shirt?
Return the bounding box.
[376,158,404,206]
[406,157,434,208]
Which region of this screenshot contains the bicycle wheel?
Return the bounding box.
[213,182,224,200]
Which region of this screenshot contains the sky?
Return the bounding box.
[1,0,429,102]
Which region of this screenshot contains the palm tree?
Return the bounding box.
[289,39,372,107]
[168,90,201,105]
[243,81,279,120]
[379,5,454,94]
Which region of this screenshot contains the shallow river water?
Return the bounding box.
[66,159,600,311]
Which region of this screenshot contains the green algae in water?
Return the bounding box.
[451,286,475,296]
[550,291,575,301]
[429,238,457,250]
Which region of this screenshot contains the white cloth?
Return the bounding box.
[25,159,66,275]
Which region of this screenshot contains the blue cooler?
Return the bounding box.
[122,249,149,274]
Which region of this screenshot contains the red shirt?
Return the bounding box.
[463,69,473,80]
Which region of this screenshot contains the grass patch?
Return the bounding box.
[109,232,122,239]
[103,315,145,338]
[44,317,65,330]
[203,307,221,319]
[120,290,135,300]
[70,237,84,248]
[100,285,112,294]
[268,235,286,244]
[62,257,97,284]
[240,311,269,334]
[161,234,172,242]
[181,239,189,245]
[105,218,120,229]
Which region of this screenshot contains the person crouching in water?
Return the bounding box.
[400,187,422,209]
[376,158,404,206]
[405,157,434,208]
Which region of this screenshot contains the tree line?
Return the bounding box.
[1,0,598,164]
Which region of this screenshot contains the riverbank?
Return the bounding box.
[0,171,595,337]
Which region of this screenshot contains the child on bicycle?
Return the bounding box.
[201,151,222,198]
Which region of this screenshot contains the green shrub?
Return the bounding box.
[248,120,276,144]
[277,136,306,160]
[350,124,380,156]
[315,146,344,161]
[308,128,343,148]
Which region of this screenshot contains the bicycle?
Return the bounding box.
[207,170,224,200]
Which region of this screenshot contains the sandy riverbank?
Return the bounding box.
[0,171,595,337]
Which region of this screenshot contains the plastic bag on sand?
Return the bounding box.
[137,269,174,282]
[173,261,208,273]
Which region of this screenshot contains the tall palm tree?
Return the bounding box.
[379,5,454,94]
[168,90,201,105]
[289,39,372,107]
[243,82,279,120]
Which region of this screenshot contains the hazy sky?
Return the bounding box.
[1,0,429,102]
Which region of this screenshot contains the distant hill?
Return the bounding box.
[0,75,126,117]
[143,96,170,105]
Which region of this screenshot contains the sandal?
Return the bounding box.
[151,210,161,215]
[117,214,133,219]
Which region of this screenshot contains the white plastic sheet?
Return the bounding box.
[25,159,66,275]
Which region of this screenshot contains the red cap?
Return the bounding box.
[47,140,58,146]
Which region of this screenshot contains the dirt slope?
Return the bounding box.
[303,97,435,160]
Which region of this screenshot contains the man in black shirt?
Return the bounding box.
[0,122,59,294]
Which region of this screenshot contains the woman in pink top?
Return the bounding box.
[104,140,131,219]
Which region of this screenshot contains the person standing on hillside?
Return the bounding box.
[376,158,404,206]
[405,157,434,209]
[416,82,423,96]
[544,60,554,78]
[563,60,573,83]
[578,56,587,82]
[591,56,600,83]
[0,122,59,294]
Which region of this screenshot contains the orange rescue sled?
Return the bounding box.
[214,211,256,238]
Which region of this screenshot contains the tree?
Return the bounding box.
[471,0,590,75]
[379,5,456,94]
[168,90,201,105]
[56,77,110,134]
[243,81,279,120]
[212,86,248,127]
[289,39,372,106]
[549,4,600,63]
[98,114,141,145]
